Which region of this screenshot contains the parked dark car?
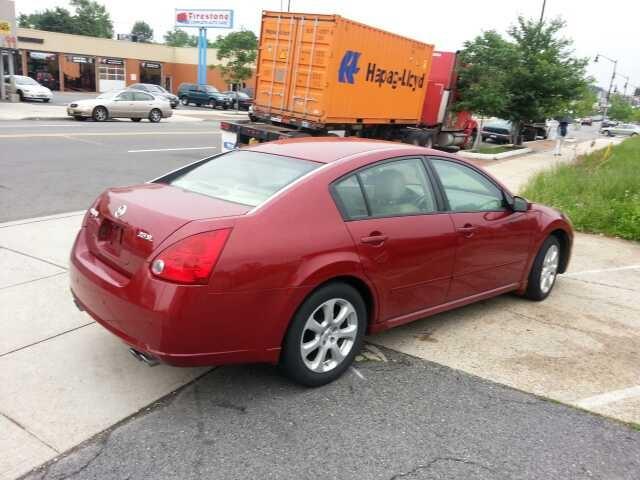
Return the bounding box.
[177,83,231,109]
[481,120,512,144]
[222,90,253,110]
[580,117,593,126]
[482,119,549,144]
[129,83,179,108]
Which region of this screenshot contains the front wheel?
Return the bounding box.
[180,96,189,106]
[524,236,561,301]
[148,109,162,123]
[92,106,108,122]
[280,282,366,387]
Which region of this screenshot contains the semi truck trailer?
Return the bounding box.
[221,11,477,151]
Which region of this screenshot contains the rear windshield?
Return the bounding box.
[168,150,320,207]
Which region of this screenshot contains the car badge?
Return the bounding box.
[137,230,153,242]
[114,205,127,218]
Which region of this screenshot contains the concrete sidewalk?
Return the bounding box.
[1,138,638,479]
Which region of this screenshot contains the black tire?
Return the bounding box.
[131,118,142,122]
[280,282,367,387]
[524,236,561,301]
[73,116,86,121]
[631,133,637,137]
[180,96,189,106]
[43,99,50,103]
[148,109,162,123]
[606,130,613,137]
[420,132,434,148]
[406,131,422,146]
[17,90,24,101]
[92,106,108,122]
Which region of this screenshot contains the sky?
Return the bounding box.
[14,0,640,94]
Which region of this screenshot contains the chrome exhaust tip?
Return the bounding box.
[128,347,159,367]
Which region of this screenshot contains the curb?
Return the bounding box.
[458,147,532,161]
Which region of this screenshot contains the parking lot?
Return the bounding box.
[0,120,638,479]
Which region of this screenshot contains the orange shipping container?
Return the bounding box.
[254,11,434,128]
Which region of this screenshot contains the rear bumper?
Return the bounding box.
[69,228,302,367]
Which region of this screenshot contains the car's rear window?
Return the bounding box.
[168,150,320,207]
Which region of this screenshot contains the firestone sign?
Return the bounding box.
[174,9,233,29]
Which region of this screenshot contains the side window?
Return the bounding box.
[116,91,134,101]
[431,159,504,212]
[333,175,368,220]
[133,92,153,101]
[359,158,437,217]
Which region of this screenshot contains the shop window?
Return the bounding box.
[140,61,161,85]
[63,55,96,92]
[27,51,59,90]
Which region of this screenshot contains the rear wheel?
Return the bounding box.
[280,282,366,387]
[92,106,108,122]
[209,99,217,109]
[524,236,561,301]
[148,109,162,123]
[43,99,50,103]
[17,90,24,101]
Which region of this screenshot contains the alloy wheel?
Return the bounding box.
[300,298,358,373]
[540,244,559,294]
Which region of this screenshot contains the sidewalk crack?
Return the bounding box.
[0,412,60,454]
[0,246,68,270]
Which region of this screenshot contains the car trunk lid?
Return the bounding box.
[86,183,250,276]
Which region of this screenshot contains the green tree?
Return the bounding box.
[608,94,634,122]
[131,21,153,43]
[164,29,191,47]
[456,31,518,148]
[211,30,258,86]
[18,7,75,32]
[164,29,214,48]
[18,0,113,38]
[456,17,588,143]
[570,85,598,118]
[71,0,113,38]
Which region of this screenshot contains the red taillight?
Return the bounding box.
[150,229,231,284]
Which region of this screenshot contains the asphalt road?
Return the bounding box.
[0,120,222,222]
[22,348,640,480]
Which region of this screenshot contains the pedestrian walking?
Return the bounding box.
[554,117,570,156]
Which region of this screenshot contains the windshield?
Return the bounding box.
[148,85,166,93]
[168,150,320,207]
[13,76,39,86]
[205,86,219,93]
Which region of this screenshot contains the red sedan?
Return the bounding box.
[70,138,572,386]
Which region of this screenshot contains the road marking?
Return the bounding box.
[565,265,640,276]
[575,386,640,409]
[0,123,78,128]
[350,366,365,380]
[128,146,219,153]
[0,131,220,139]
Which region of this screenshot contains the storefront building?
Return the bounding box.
[14,28,254,94]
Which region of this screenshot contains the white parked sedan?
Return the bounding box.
[600,123,640,137]
[3,75,53,102]
[67,90,173,122]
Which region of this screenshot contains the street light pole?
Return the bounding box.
[595,53,617,120]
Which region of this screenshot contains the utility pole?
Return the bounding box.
[539,0,547,24]
[595,53,617,120]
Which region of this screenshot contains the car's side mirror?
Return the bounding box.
[511,195,529,212]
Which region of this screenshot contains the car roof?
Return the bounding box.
[247,137,445,164]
